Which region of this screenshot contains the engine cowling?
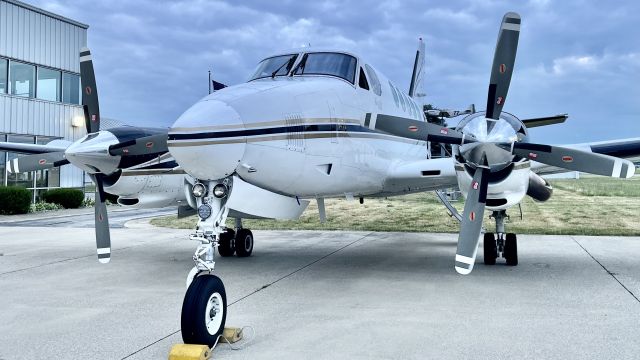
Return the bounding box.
[103,171,186,209]
[527,172,553,202]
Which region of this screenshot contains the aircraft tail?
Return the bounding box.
[408,38,425,98]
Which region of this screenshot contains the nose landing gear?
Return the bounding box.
[484,210,519,266]
[181,178,232,346]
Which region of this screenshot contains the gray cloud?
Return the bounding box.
[32,0,640,143]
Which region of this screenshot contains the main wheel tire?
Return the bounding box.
[181,274,227,346]
[504,233,518,266]
[218,229,235,257]
[483,232,497,265]
[235,229,253,257]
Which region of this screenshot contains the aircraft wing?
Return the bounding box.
[381,157,459,195]
[531,137,640,176]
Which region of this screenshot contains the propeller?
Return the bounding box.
[455,159,489,275]
[504,143,635,178]
[108,133,168,156]
[374,12,636,274]
[78,47,113,263]
[375,114,472,145]
[6,152,69,174]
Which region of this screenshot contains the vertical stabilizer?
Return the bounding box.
[408,38,426,98]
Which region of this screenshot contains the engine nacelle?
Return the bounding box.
[103,171,187,209]
[455,161,530,210]
[527,172,553,202]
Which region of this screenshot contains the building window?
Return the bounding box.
[6,135,35,188]
[0,59,7,94]
[62,72,81,104]
[37,68,61,101]
[36,136,61,187]
[9,61,36,98]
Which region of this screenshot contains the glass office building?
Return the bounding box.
[0,0,88,201]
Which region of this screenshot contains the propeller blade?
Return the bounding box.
[91,174,111,264]
[374,114,470,144]
[521,114,568,128]
[507,143,636,178]
[6,152,69,173]
[455,161,489,275]
[80,47,100,134]
[108,133,168,156]
[486,12,520,121]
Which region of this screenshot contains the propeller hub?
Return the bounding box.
[65,131,121,174]
[456,111,528,172]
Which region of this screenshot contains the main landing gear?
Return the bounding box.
[217,218,254,258]
[483,210,518,266]
[181,177,254,346]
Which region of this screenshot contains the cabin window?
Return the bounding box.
[365,64,381,96]
[398,86,406,112]
[293,52,357,84]
[250,54,299,80]
[358,68,369,90]
[388,81,399,107]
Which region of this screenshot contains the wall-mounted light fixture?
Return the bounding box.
[71,115,84,128]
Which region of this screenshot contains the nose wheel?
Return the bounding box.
[181,274,227,346]
[484,210,518,266]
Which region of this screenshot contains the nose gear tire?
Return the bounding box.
[181,274,227,346]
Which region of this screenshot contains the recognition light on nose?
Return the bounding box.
[213,184,228,198]
[192,183,207,198]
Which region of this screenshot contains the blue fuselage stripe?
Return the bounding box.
[168,124,375,141]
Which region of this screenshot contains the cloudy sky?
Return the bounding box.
[32,0,639,143]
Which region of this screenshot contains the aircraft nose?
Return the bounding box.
[65,131,121,174]
[168,99,246,180]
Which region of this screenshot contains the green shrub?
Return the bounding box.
[41,188,85,209]
[30,201,63,212]
[0,186,32,215]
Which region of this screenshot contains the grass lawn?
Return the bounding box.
[151,171,640,236]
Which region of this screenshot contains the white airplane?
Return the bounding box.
[5,12,640,346]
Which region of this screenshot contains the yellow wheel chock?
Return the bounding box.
[168,344,211,360]
[168,327,244,359]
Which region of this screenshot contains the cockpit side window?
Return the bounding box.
[364,64,381,96]
[293,52,357,84]
[358,68,370,90]
[249,54,299,81]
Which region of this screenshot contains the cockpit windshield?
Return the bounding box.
[250,54,298,80]
[292,52,357,84]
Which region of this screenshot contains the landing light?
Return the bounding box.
[192,183,207,198]
[213,184,228,198]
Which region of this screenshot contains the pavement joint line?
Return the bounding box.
[571,236,640,304]
[0,208,175,225]
[0,237,182,277]
[119,231,374,359]
[228,231,374,306]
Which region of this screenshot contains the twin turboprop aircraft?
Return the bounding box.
[4,12,640,346]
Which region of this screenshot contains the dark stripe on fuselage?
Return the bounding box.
[168,124,377,141]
